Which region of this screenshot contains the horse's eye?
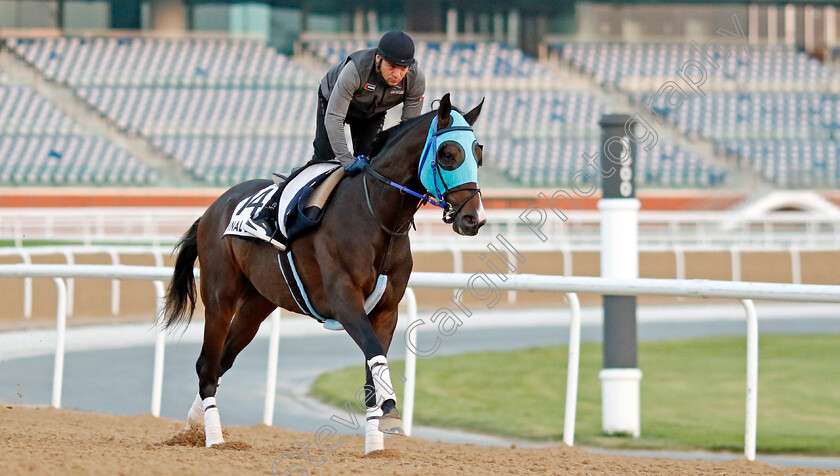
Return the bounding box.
[473,141,483,167]
[438,141,465,171]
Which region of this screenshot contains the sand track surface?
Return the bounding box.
[1,405,837,475]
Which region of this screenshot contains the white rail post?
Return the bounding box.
[563,292,581,446]
[108,250,121,315]
[506,248,518,304]
[402,287,418,436]
[674,246,686,280]
[14,218,23,248]
[61,250,75,317]
[16,250,33,318]
[742,298,758,461]
[562,247,573,276]
[51,278,68,408]
[790,246,802,284]
[263,308,281,426]
[151,281,166,417]
[152,247,165,267]
[730,247,742,281]
[449,247,464,274]
[450,247,464,300]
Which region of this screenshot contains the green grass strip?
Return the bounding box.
[311,335,840,455]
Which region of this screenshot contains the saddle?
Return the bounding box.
[282,163,345,242]
[224,161,357,331]
[224,161,343,246]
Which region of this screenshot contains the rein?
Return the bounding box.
[364,164,447,210]
[362,170,416,238]
[362,168,425,275]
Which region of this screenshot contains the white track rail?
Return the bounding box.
[3,208,840,250]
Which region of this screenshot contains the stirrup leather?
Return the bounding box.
[243,217,286,250]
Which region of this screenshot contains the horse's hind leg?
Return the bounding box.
[220,289,276,375]
[185,289,274,432]
[192,272,241,446]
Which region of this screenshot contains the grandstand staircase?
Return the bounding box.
[544,54,770,190]
[0,47,199,187]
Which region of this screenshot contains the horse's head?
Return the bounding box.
[418,94,487,236]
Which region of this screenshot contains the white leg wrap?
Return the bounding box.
[185,392,204,430]
[203,397,224,447]
[186,379,221,430]
[365,407,385,454]
[367,355,396,407]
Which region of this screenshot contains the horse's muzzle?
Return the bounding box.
[444,187,485,236]
[454,212,486,236]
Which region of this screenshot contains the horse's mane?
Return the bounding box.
[369,105,466,159]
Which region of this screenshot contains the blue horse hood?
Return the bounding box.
[418,111,479,201]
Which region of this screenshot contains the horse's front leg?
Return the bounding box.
[363,368,384,453]
[366,308,403,442]
[326,279,404,439]
[363,357,404,453]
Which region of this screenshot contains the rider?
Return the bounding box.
[245,30,427,247]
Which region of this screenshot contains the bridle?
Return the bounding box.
[418,118,482,224]
[361,114,482,235]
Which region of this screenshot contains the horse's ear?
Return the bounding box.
[463,97,484,126]
[437,93,452,128]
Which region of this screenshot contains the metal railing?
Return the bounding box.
[0,263,838,461]
[3,242,837,319]
[3,208,840,250]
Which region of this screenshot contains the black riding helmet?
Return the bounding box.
[377,30,416,67]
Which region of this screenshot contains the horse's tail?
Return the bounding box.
[162,218,200,330]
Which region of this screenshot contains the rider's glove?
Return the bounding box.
[344,155,369,177]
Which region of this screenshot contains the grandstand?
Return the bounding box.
[1,35,736,188]
[558,43,838,91]
[1,36,319,186]
[555,42,840,187]
[0,63,156,186]
[0,2,837,192]
[8,36,312,87]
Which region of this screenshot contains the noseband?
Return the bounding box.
[442,187,481,224]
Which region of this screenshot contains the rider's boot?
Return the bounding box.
[243,192,285,250]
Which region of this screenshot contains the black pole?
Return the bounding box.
[599,113,638,369]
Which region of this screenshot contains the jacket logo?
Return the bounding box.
[364,83,376,91]
[390,88,404,94]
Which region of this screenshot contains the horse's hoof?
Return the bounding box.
[378,411,405,436]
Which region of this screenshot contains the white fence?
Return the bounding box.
[0,245,169,317]
[0,263,839,461]
[3,208,840,250]
[3,238,839,320]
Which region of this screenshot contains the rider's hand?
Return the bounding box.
[344,155,369,177]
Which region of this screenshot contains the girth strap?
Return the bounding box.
[277,251,326,321]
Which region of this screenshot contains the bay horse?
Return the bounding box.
[161,93,486,453]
